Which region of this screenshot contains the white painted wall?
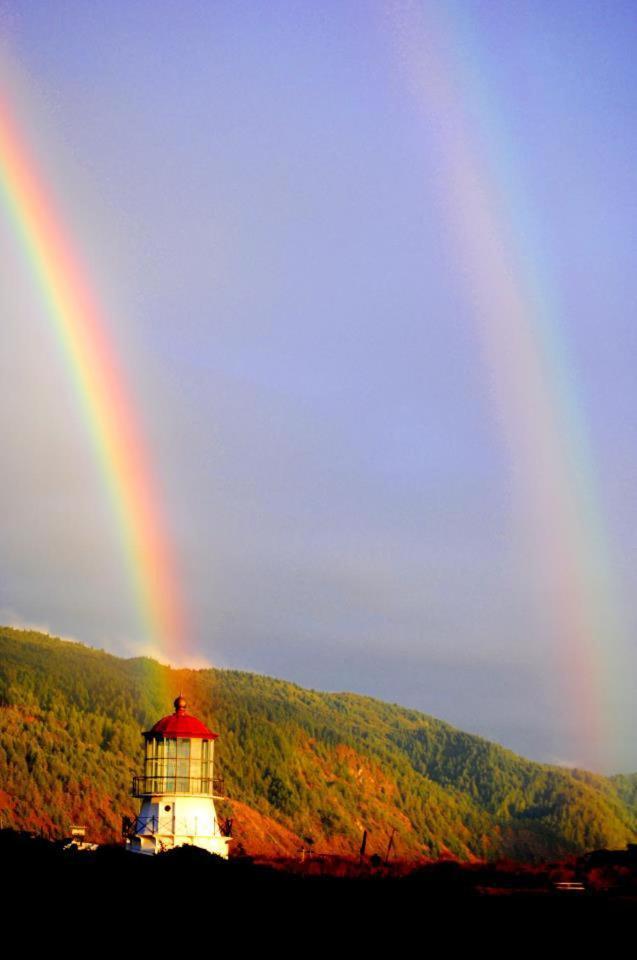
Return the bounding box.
[128,793,231,858]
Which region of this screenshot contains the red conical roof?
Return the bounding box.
[144,696,219,740]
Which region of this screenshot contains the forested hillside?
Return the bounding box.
[0,626,635,860]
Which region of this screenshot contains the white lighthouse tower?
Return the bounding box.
[126,696,231,857]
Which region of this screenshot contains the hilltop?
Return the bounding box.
[0,625,635,860]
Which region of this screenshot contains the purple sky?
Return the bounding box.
[1,1,636,772]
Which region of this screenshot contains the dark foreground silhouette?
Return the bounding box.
[3,828,637,922]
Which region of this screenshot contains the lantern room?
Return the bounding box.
[125,696,232,857]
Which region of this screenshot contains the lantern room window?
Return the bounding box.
[141,736,215,794]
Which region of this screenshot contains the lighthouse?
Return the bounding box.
[126,696,232,857]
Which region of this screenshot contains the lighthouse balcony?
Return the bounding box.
[132,776,226,798]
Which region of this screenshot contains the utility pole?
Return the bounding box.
[384,827,396,865]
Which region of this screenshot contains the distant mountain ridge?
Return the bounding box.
[0,625,635,860]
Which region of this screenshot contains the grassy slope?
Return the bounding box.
[0,625,635,859]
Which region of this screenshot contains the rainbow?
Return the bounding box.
[389,5,626,770]
[0,89,189,666]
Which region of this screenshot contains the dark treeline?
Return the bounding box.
[2,829,637,921]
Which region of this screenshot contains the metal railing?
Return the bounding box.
[132,776,226,798]
[122,814,233,838]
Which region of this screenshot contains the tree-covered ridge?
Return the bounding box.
[610,772,637,811]
[0,625,635,859]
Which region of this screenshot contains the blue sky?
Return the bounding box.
[1,1,636,771]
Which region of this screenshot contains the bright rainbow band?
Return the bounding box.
[0,93,188,665]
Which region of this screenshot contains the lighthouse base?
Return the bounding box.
[126,794,231,859]
[126,833,231,857]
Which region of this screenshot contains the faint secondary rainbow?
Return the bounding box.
[0,89,189,668]
[389,3,626,770]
